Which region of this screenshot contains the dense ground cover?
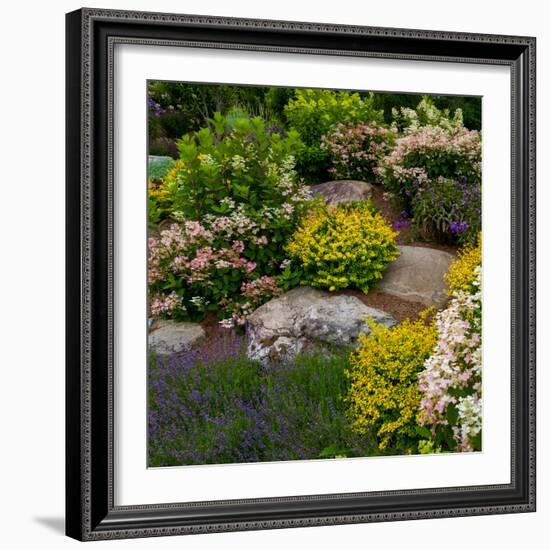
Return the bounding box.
[149,333,373,466]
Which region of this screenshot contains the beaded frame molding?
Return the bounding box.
[65,7,536,541]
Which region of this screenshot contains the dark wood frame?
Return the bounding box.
[66,7,536,541]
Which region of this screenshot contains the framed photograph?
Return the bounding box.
[65,7,536,541]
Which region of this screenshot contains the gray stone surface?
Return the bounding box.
[246,287,396,362]
[376,245,455,307]
[148,155,174,163]
[148,319,205,356]
[308,180,374,206]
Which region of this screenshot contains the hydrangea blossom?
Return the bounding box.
[418,266,482,452]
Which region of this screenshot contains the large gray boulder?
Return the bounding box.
[148,319,205,356]
[246,287,396,362]
[376,245,455,308]
[308,180,374,206]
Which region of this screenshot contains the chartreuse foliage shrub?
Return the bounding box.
[148,113,312,325]
[147,157,176,226]
[284,89,384,182]
[284,201,398,293]
[378,97,481,244]
[445,235,482,295]
[346,314,437,454]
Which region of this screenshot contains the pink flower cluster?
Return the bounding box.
[321,123,395,181]
[150,225,257,286]
[222,276,283,328]
[377,125,481,185]
[241,276,283,299]
[150,291,183,317]
[418,267,482,451]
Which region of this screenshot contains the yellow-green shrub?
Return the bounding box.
[445,235,482,295]
[346,315,437,453]
[285,201,398,293]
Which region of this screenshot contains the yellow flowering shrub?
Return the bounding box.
[445,235,482,295]
[285,201,398,293]
[346,314,437,453]
[148,160,185,226]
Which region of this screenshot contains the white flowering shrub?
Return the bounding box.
[417,266,482,452]
[378,97,481,244]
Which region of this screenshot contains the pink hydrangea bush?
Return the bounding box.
[321,123,396,182]
[417,266,482,452]
[149,223,283,324]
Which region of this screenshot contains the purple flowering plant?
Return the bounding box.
[148,333,373,466]
[411,175,481,245]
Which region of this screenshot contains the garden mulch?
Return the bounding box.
[336,288,427,324]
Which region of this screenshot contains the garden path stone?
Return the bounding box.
[376,245,455,308]
[148,155,174,163]
[308,180,374,205]
[246,287,396,362]
[149,319,205,356]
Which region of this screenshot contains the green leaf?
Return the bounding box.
[415,425,432,440]
[446,403,459,426]
[471,431,482,451]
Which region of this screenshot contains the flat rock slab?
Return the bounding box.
[308,180,374,206]
[376,245,455,308]
[148,155,174,163]
[149,319,205,356]
[246,287,396,362]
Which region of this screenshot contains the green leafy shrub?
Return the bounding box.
[284,89,384,182]
[321,122,396,182]
[411,175,481,245]
[285,201,398,293]
[148,113,312,325]
[346,314,437,454]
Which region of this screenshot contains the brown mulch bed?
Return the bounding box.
[337,287,427,324]
[199,312,229,341]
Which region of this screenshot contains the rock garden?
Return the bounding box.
[147,84,482,466]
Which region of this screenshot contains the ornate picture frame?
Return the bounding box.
[66,8,536,541]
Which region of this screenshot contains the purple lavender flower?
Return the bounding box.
[449,221,470,234]
[148,339,361,467]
